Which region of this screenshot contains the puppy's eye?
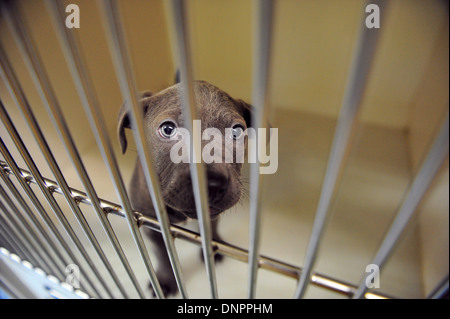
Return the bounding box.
[158,121,178,138]
[231,124,245,140]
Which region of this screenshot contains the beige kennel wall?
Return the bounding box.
[0,0,448,298]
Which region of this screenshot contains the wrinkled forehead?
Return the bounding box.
[145,82,245,128]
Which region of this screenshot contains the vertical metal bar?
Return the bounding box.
[294,0,386,298]
[0,184,54,274]
[55,0,187,299]
[169,0,218,298]
[0,162,67,281]
[0,221,27,261]
[353,114,449,299]
[0,44,129,299]
[248,0,275,299]
[97,0,170,299]
[0,227,17,257]
[1,2,148,298]
[0,200,40,268]
[428,275,449,299]
[0,103,109,298]
[0,136,98,296]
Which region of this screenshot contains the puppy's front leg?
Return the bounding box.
[211,218,223,242]
[146,229,178,297]
[212,218,224,262]
[199,218,224,263]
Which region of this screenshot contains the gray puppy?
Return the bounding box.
[118,80,252,296]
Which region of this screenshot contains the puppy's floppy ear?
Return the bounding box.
[234,99,271,130]
[117,91,153,154]
[234,99,253,128]
[234,98,272,146]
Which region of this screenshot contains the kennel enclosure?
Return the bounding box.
[0,0,448,299]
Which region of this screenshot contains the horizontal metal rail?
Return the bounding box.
[0,159,392,299]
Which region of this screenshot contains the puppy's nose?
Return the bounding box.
[207,171,228,202]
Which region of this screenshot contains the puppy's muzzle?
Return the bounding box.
[164,165,234,218]
[207,170,229,205]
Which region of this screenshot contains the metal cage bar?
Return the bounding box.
[0,159,393,299]
[49,0,179,298]
[169,0,218,298]
[294,0,387,298]
[3,152,447,299]
[1,2,148,298]
[0,199,41,269]
[0,184,55,276]
[428,275,449,299]
[0,222,25,262]
[0,101,110,297]
[0,158,68,282]
[0,0,447,300]
[96,0,187,299]
[248,0,275,299]
[353,114,449,299]
[0,134,99,296]
[0,39,129,299]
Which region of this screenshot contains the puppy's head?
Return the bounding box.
[118,81,253,219]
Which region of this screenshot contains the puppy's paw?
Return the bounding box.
[149,273,178,298]
[199,249,224,264]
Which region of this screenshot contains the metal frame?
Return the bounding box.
[295,0,387,298]
[0,0,448,299]
[0,159,393,299]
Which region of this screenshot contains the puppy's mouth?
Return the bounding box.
[209,206,223,219]
[163,168,242,220]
